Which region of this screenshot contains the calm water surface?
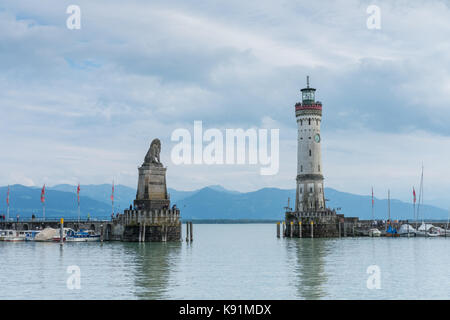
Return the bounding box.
[0,224,449,299]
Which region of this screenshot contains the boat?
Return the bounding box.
[52,227,73,242]
[24,230,41,241]
[66,229,100,242]
[414,165,440,237]
[416,223,441,237]
[385,190,399,237]
[34,227,59,242]
[0,230,27,242]
[53,228,100,242]
[368,187,381,237]
[368,228,381,237]
[398,224,416,237]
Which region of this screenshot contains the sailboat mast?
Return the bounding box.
[388,189,391,222]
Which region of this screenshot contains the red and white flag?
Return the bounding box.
[40,184,46,203]
[111,181,114,204]
[413,187,416,204]
[77,183,81,204]
[6,185,10,206]
[371,187,374,206]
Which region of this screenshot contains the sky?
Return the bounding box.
[1,0,450,208]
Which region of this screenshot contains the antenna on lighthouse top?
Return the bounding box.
[307,76,310,88]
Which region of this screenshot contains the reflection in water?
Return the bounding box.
[288,239,332,299]
[129,242,182,299]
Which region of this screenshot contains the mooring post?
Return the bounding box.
[142,222,146,242]
[290,221,293,238]
[190,222,193,242]
[353,224,355,237]
[60,218,64,246]
[282,221,286,238]
[100,224,104,242]
[299,221,302,238]
[343,222,346,237]
[186,222,189,242]
[311,221,314,238]
[338,222,341,238]
[276,222,280,238]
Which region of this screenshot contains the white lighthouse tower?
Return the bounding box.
[295,76,326,213]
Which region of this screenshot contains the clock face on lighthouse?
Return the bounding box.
[314,134,320,143]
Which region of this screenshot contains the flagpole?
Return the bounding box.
[77,184,81,222]
[111,180,115,218]
[6,185,10,222]
[371,187,374,223]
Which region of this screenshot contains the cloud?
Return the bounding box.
[0,0,449,208]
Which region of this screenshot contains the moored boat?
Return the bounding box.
[66,229,100,242]
[368,228,381,237]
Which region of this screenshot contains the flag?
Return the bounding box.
[371,187,374,206]
[413,187,416,204]
[40,184,46,203]
[111,181,114,203]
[77,183,81,204]
[6,185,10,206]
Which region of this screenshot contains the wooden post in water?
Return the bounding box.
[299,221,302,238]
[190,222,193,242]
[138,223,142,242]
[310,221,314,238]
[100,224,104,242]
[353,224,355,237]
[343,221,346,237]
[186,222,189,242]
[338,222,341,238]
[142,222,146,242]
[282,221,286,238]
[276,222,280,238]
[60,218,64,246]
[290,221,293,238]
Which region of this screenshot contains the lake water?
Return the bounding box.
[0,224,449,299]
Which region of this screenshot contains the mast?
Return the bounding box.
[371,186,374,222]
[6,185,10,222]
[77,183,81,222]
[388,189,390,222]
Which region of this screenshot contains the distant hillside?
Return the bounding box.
[0,185,111,219]
[51,184,136,211]
[0,184,447,220]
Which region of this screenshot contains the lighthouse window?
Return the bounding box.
[310,187,313,193]
[318,165,320,172]
[301,165,303,172]
[309,150,312,156]
[300,120,303,125]
[316,120,318,125]
[308,119,311,125]
[300,188,303,193]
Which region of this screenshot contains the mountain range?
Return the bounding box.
[0,184,448,221]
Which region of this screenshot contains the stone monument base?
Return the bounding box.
[120,208,181,242]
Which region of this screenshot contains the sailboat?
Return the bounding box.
[399,187,417,237]
[385,189,399,237]
[415,165,439,237]
[368,187,381,237]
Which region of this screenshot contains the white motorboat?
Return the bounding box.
[66,229,100,242]
[0,230,26,242]
[368,228,381,237]
[398,224,416,237]
[415,223,440,237]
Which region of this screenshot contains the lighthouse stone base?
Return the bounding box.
[285,209,340,238]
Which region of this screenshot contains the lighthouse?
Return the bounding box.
[295,76,325,213]
[284,77,341,238]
